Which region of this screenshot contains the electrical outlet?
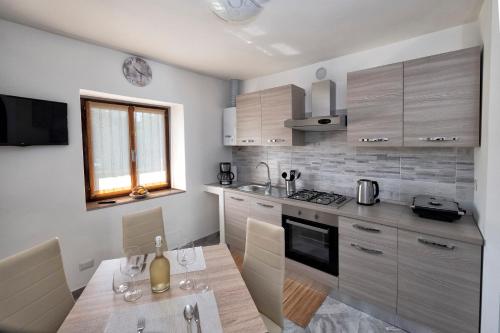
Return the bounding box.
[79,259,94,271]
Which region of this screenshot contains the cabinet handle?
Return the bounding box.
[350,243,384,255]
[241,140,247,143]
[418,238,455,250]
[224,135,233,138]
[230,196,244,202]
[418,136,459,142]
[257,202,274,208]
[353,224,381,233]
[359,138,389,142]
[267,138,286,143]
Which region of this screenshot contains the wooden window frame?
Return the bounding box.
[81,98,171,201]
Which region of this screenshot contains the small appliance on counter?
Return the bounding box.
[217,162,235,186]
[411,195,466,222]
[356,179,380,205]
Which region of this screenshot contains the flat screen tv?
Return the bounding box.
[0,94,68,146]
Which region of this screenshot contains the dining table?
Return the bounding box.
[58,244,267,332]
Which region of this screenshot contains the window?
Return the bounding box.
[81,99,170,200]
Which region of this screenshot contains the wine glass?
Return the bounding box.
[112,269,129,294]
[121,246,144,302]
[176,240,196,290]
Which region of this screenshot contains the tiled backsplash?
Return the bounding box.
[232,132,474,208]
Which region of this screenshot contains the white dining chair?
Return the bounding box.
[241,217,285,333]
[0,238,74,333]
[122,206,167,255]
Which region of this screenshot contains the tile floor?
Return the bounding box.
[284,296,405,333]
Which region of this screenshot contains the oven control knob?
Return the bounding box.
[298,210,302,216]
[314,214,319,220]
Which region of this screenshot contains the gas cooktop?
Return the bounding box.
[288,190,352,208]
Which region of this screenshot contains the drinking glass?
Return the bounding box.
[176,240,196,290]
[194,268,209,293]
[121,246,144,302]
[112,269,129,294]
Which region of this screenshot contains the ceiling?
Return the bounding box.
[0,0,483,79]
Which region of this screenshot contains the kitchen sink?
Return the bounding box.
[237,184,287,198]
[237,184,267,192]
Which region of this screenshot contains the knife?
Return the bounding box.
[194,302,202,333]
[140,253,148,273]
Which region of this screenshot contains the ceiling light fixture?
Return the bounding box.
[208,0,268,23]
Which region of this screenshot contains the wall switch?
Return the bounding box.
[79,259,94,271]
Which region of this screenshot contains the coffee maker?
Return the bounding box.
[217,162,235,186]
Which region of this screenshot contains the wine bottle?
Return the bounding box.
[149,235,170,293]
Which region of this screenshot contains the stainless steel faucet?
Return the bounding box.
[256,161,271,195]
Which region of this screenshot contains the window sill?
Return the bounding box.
[85,188,185,211]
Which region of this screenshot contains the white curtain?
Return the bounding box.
[89,102,131,194]
[134,107,167,187]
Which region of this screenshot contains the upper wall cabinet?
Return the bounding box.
[236,84,305,146]
[346,47,481,147]
[236,92,262,145]
[261,85,304,146]
[404,47,481,147]
[347,63,404,147]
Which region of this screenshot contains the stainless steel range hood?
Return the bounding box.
[284,80,347,131]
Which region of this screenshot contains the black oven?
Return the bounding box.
[282,205,338,276]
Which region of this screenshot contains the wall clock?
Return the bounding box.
[122,56,152,87]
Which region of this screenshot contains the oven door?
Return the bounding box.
[282,215,338,276]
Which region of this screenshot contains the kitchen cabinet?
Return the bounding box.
[347,63,403,147]
[338,217,398,311]
[224,192,250,253]
[224,192,282,252]
[249,197,282,226]
[236,84,305,146]
[404,47,481,147]
[397,229,481,333]
[236,92,262,145]
[261,85,305,146]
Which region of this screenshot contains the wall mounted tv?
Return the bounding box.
[0,94,68,146]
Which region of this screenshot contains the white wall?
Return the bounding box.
[0,19,231,290]
[476,0,500,332]
[242,22,482,111]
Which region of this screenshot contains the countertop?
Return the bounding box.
[205,183,484,246]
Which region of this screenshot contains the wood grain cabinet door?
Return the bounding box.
[403,47,481,147]
[347,63,403,146]
[261,85,305,146]
[224,192,250,253]
[397,230,481,333]
[339,217,398,311]
[236,92,261,145]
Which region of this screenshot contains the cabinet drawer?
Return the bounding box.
[249,197,282,226]
[339,218,397,311]
[339,217,397,248]
[397,230,481,333]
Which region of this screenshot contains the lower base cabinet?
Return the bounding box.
[339,217,398,312]
[224,192,282,253]
[397,230,481,333]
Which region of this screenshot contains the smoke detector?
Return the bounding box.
[208,0,267,23]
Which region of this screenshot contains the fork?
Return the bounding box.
[137,317,145,333]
